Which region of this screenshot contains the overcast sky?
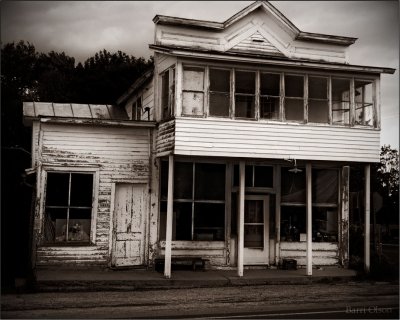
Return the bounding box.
[1,1,398,148]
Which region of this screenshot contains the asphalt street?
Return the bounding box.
[1,282,399,319]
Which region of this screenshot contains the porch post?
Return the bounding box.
[364,164,371,272]
[238,161,245,277]
[340,166,350,267]
[306,163,312,276]
[164,154,174,278]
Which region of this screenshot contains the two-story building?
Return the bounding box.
[23,1,395,277]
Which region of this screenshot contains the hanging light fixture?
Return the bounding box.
[288,159,302,173]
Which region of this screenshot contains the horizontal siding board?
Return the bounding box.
[173,118,380,162]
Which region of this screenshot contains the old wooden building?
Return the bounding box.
[23,1,395,277]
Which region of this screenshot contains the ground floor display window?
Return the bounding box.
[160,161,226,241]
[280,167,338,242]
[44,171,94,244]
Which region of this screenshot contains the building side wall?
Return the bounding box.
[35,123,151,266]
[173,118,380,162]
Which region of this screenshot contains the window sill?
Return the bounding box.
[40,242,94,247]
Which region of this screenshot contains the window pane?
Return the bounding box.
[161,72,169,119]
[281,167,306,203]
[44,208,67,242]
[245,200,264,223]
[260,96,279,120]
[209,92,229,117]
[309,77,327,99]
[332,78,350,102]
[69,208,91,242]
[210,69,230,92]
[159,201,167,240]
[355,80,374,126]
[285,75,303,97]
[280,206,306,241]
[174,162,193,199]
[174,202,192,240]
[235,95,255,118]
[313,207,338,242]
[46,172,69,206]
[194,203,225,241]
[244,225,264,247]
[332,101,350,125]
[160,161,168,200]
[254,166,273,188]
[70,173,93,207]
[285,98,303,121]
[309,100,329,123]
[260,73,280,96]
[182,92,204,115]
[183,67,204,91]
[195,163,225,200]
[235,71,255,94]
[312,169,338,204]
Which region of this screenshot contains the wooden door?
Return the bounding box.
[243,195,270,265]
[112,183,147,267]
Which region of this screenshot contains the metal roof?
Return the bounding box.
[23,102,129,121]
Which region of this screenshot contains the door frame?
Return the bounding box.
[243,195,270,265]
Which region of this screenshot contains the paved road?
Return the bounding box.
[2,282,398,319]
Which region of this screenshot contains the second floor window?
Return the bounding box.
[209,68,230,117]
[355,79,374,126]
[235,71,255,119]
[182,66,205,116]
[260,73,280,120]
[308,76,329,123]
[161,68,175,120]
[284,74,304,121]
[332,78,350,125]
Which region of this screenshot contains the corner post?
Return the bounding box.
[238,161,245,277]
[164,154,174,278]
[306,162,312,276]
[340,166,350,267]
[364,164,371,272]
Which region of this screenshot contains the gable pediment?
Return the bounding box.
[153,1,356,63]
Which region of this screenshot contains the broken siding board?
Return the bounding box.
[173,118,380,162]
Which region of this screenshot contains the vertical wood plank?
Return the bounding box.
[231,68,235,119]
[350,77,355,126]
[225,162,232,265]
[238,161,245,277]
[364,164,371,272]
[328,76,332,125]
[306,162,312,276]
[176,62,183,117]
[304,74,308,123]
[255,70,260,120]
[164,155,174,278]
[204,66,210,118]
[280,73,285,121]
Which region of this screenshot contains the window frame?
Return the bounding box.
[41,167,99,246]
[160,67,176,120]
[307,76,330,124]
[331,77,352,126]
[181,65,206,117]
[234,69,256,119]
[259,72,281,120]
[209,67,232,118]
[283,73,305,123]
[354,78,375,127]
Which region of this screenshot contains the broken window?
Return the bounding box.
[260,73,280,120]
[284,75,304,121]
[161,68,175,119]
[209,68,230,117]
[44,172,93,244]
[355,80,374,126]
[182,67,205,116]
[308,77,329,123]
[159,161,226,241]
[235,71,255,118]
[332,78,350,125]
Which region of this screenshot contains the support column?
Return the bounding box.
[340,166,350,267]
[164,155,174,278]
[275,165,281,265]
[237,161,245,277]
[306,163,312,276]
[364,164,371,272]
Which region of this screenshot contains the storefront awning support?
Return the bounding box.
[238,161,245,277]
[364,164,371,272]
[164,154,174,278]
[306,162,312,276]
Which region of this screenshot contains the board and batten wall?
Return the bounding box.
[171,118,380,162]
[34,121,151,266]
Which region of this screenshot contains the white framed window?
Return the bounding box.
[42,168,98,245]
[284,74,304,122]
[332,78,351,125]
[182,66,205,116]
[235,70,256,119]
[355,79,374,126]
[161,67,175,120]
[209,68,231,117]
[308,76,329,123]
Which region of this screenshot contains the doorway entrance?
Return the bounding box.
[243,195,270,265]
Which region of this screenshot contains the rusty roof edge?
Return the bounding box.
[149,44,396,74]
[116,68,154,105]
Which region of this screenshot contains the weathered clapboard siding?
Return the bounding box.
[32,121,40,167]
[36,246,108,266]
[156,120,175,156]
[280,242,339,266]
[173,118,380,162]
[142,79,154,121]
[229,31,283,56]
[37,123,151,266]
[159,241,226,266]
[156,52,177,74]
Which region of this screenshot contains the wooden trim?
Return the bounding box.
[364,164,371,272]
[238,161,245,277]
[225,162,232,265]
[306,162,312,276]
[280,73,285,121]
[230,68,235,119]
[350,78,355,126]
[164,154,174,278]
[108,183,116,260]
[255,70,260,121]
[275,164,281,265]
